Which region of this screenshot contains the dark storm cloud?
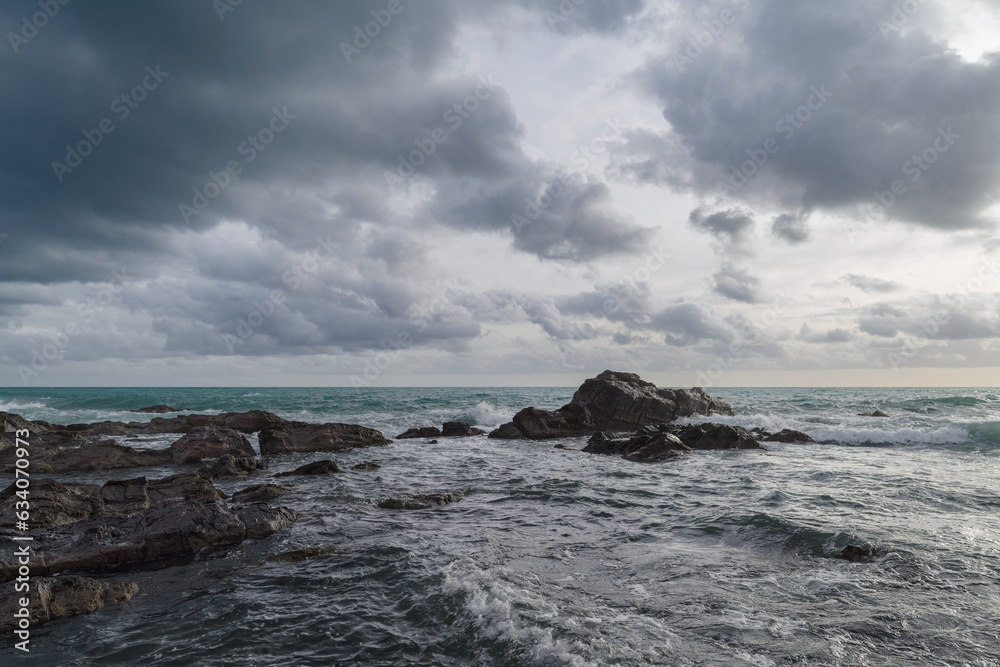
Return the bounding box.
[689,207,754,246]
[771,212,811,244]
[611,0,1000,232]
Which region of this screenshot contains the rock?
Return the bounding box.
[142,410,287,435]
[275,459,340,476]
[441,422,487,437]
[1,439,173,474]
[0,473,223,530]
[489,370,732,440]
[673,423,764,450]
[259,422,389,455]
[834,544,880,563]
[858,410,890,418]
[427,439,438,444]
[1,411,53,434]
[0,478,103,529]
[351,462,381,471]
[128,405,182,414]
[762,429,816,443]
[584,428,690,463]
[207,454,267,479]
[0,576,138,629]
[233,504,298,539]
[170,426,255,463]
[147,472,226,502]
[265,547,329,563]
[378,493,462,510]
[231,484,289,504]
[396,426,442,439]
[0,494,296,581]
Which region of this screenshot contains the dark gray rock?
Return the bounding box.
[207,454,267,479]
[0,576,138,629]
[396,426,442,439]
[858,410,890,418]
[260,422,389,455]
[351,462,381,471]
[834,544,881,562]
[231,484,289,504]
[673,423,764,450]
[441,422,487,437]
[489,370,732,440]
[128,405,182,414]
[170,426,255,463]
[761,429,816,443]
[275,459,340,476]
[233,504,298,539]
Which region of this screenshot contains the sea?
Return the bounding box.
[1,386,999,666]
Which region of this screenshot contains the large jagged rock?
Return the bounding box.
[441,421,487,437]
[396,426,442,439]
[259,422,389,455]
[233,504,298,539]
[0,576,138,629]
[170,426,255,463]
[231,484,288,504]
[144,410,286,434]
[489,371,733,440]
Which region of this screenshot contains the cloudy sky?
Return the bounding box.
[2,0,999,387]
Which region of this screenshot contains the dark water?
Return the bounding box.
[2,387,999,665]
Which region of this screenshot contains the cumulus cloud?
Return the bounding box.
[844,274,903,294]
[712,262,764,303]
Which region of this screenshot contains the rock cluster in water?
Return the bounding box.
[0,370,831,630]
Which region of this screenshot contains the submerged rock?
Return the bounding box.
[396,426,442,439]
[834,544,881,562]
[275,459,340,476]
[0,576,138,629]
[351,462,381,471]
[260,422,389,455]
[858,410,890,418]
[489,371,732,440]
[265,546,330,563]
[128,405,182,414]
[170,426,255,463]
[378,493,462,510]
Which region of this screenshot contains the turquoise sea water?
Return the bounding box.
[2,386,999,665]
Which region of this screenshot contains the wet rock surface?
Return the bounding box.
[260,422,389,455]
[206,454,268,479]
[275,459,340,476]
[0,576,139,629]
[170,426,256,463]
[378,493,462,510]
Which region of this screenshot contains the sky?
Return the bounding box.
[1,0,999,388]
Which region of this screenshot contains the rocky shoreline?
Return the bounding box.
[0,370,850,631]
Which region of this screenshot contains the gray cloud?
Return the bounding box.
[712,262,764,303]
[844,274,902,294]
[771,212,811,244]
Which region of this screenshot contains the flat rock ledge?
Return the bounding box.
[0,576,139,629]
[489,370,733,441]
